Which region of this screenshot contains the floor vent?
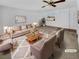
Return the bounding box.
[65,49,77,53]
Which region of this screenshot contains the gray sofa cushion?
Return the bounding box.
[31,35,56,59]
[12,29,29,39]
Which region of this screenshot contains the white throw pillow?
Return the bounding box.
[21,25,26,30]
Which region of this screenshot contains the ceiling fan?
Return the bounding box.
[42,0,65,8]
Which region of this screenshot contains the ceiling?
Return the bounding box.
[0,0,76,11]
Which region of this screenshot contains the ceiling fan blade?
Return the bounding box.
[42,4,56,8]
[43,0,49,4]
[41,4,49,8]
[41,6,46,8]
[54,0,65,4]
[52,4,56,7]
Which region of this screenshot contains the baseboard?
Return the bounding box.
[45,25,77,32]
[64,28,77,33]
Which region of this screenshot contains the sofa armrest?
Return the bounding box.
[0,39,12,52]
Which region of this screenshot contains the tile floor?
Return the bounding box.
[51,30,79,59]
[0,28,79,59]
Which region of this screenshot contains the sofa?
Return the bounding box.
[0,39,12,52]
[30,28,64,59]
[55,28,64,48]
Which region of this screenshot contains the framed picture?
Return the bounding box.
[47,16,55,21]
[77,11,79,24]
[15,15,26,23]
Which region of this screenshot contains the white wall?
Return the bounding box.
[43,7,77,29]
[69,7,77,29]
[0,6,3,33]
[0,6,41,26]
[46,8,69,28]
[77,0,79,10]
[0,5,77,33]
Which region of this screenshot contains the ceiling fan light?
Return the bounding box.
[42,0,65,8]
